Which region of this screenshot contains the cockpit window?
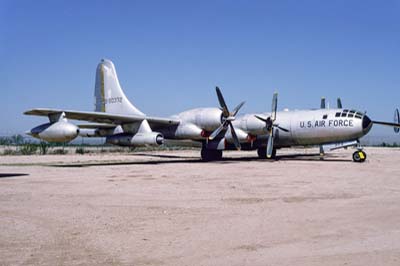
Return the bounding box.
[341,111,348,117]
[335,112,341,117]
[348,113,354,118]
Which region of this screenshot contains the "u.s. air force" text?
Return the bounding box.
[300,119,354,128]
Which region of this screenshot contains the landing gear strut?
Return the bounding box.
[257,147,276,159]
[201,148,223,161]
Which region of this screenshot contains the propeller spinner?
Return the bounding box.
[208,87,245,150]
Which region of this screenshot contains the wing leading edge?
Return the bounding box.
[24,108,180,128]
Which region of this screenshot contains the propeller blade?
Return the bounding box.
[255,115,268,123]
[266,130,274,158]
[229,123,241,150]
[337,98,343,109]
[320,97,326,109]
[394,108,400,133]
[209,123,226,140]
[372,120,400,128]
[232,101,245,116]
[215,87,229,117]
[271,92,278,121]
[276,125,290,132]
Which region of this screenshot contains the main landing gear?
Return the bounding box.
[201,148,223,161]
[257,147,276,159]
[352,150,367,163]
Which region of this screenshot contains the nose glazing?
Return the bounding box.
[362,115,372,131]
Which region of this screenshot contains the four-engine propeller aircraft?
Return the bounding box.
[25,59,400,162]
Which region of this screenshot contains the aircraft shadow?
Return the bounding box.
[0,173,29,178]
[49,152,350,167]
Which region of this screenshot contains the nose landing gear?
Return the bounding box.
[352,150,367,163]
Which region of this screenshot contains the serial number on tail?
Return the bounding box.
[103,97,123,104]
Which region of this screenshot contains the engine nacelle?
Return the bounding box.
[29,121,79,142]
[174,123,203,139]
[106,132,164,147]
[176,108,222,132]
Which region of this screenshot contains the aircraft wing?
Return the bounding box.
[77,123,117,129]
[24,108,180,128]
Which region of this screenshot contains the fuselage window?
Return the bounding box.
[323,114,328,119]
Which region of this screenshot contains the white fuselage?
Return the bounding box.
[165,108,372,150]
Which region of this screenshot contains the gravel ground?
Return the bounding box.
[0,147,400,266]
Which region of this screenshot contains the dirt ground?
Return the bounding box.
[1,147,400,266]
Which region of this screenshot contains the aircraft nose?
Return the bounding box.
[362,115,372,131]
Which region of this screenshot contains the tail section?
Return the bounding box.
[94,59,144,115]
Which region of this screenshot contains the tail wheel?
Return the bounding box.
[352,151,367,163]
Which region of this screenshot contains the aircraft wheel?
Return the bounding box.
[215,150,223,160]
[257,148,267,159]
[257,148,276,159]
[271,148,277,159]
[201,148,222,161]
[352,151,366,163]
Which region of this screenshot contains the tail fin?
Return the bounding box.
[94,59,144,115]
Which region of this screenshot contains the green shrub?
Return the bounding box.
[39,142,49,155]
[75,147,85,154]
[3,149,16,155]
[20,143,38,155]
[52,149,68,155]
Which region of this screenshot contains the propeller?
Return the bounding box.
[208,87,245,150]
[320,97,326,109]
[337,98,343,109]
[254,92,289,158]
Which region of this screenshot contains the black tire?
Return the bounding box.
[352,151,360,162]
[271,148,277,159]
[257,148,267,159]
[215,150,223,160]
[353,151,366,163]
[201,148,222,161]
[257,147,276,160]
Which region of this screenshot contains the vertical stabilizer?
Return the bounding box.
[94,59,144,116]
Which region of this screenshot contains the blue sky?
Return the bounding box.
[1,0,399,140]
